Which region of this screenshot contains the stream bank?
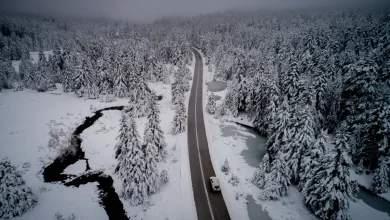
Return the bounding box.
[42,106,128,220]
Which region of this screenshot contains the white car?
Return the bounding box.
[210,176,221,192]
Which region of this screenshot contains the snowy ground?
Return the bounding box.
[198,51,390,220]
[0,55,197,220]
[0,85,126,220]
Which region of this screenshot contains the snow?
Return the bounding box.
[30,51,54,64]
[63,160,87,175]
[0,85,127,220]
[12,60,21,73]
[0,56,198,220]
[226,115,254,128]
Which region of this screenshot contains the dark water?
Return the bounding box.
[220,125,267,168]
[43,106,128,220]
[207,80,227,92]
[357,187,390,216]
[247,195,272,220]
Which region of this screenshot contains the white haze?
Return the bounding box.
[0,0,389,22]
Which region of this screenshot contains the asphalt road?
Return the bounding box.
[188,48,231,220]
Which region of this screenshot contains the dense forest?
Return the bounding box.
[0,8,389,219]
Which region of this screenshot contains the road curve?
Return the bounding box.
[188,48,231,220]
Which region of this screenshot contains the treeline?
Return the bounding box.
[0,13,193,100]
[194,8,390,220]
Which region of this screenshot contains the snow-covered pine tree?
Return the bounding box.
[371,156,389,193]
[115,117,149,205]
[215,101,228,119]
[36,51,56,92]
[221,158,230,173]
[302,130,357,220]
[172,100,187,134]
[252,154,270,189]
[224,77,241,117]
[129,72,152,117]
[112,54,128,98]
[160,170,169,183]
[62,51,78,93]
[19,56,35,89]
[283,104,316,184]
[153,62,164,82]
[144,97,167,162]
[266,97,291,160]
[0,60,17,89]
[282,61,300,104]
[259,153,290,200]
[298,130,328,190]
[206,93,217,115]
[114,112,132,161]
[162,65,171,84]
[73,57,93,98]
[171,74,185,106]
[51,48,63,83]
[174,64,190,91]
[0,158,37,219]
[143,140,160,194]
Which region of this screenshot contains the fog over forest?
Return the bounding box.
[0,0,389,21]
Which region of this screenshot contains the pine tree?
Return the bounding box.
[144,97,167,162]
[266,97,291,160]
[299,130,328,190]
[215,101,228,119]
[284,104,316,184]
[115,117,148,205]
[73,58,93,98]
[252,154,270,189]
[51,47,63,83]
[174,64,190,91]
[129,72,152,117]
[0,60,17,89]
[62,52,78,93]
[171,75,185,106]
[153,62,164,82]
[172,101,187,134]
[162,65,171,84]
[160,170,169,183]
[206,93,217,115]
[282,61,300,104]
[36,51,56,92]
[143,141,160,194]
[221,158,230,173]
[259,154,290,200]
[19,56,35,89]
[371,156,389,193]
[224,78,241,117]
[113,67,128,98]
[114,112,133,161]
[302,131,357,220]
[0,158,37,219]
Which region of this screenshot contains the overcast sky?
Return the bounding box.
[0,0,389,22]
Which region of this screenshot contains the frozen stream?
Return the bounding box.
[220,124,271,220]
[207,80,227,92]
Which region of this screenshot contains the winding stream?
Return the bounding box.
[42,106,128,220]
